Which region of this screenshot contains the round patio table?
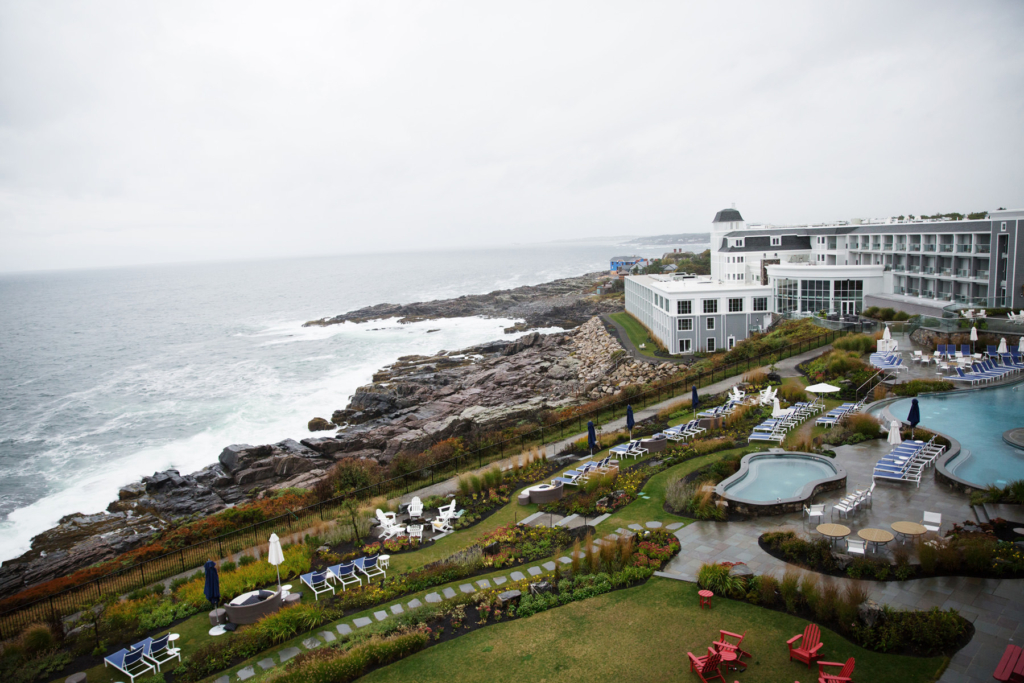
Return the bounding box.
[891,521,927,544]
[719,649,739,672]
[817,523,851,546]
[858,528,894,552]
[698,589,713,609]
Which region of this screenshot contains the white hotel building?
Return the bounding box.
[626,207,1024,355]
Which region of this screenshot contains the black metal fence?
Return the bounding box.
[0,329,842,637]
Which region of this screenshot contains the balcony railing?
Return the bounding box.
[894,286,905,295]
[924,267,935,274]
[909,266,921,273]
[939,244,953,252]
[895,242,906,250]
[940,268,952,276]
[977,270,989,279]
[909,244,921,251]
[871,243,881,250]
[956,245,972,253]
[883,245,892,251]
[976,245,990,253]
[957,269,969,277]
[922,291,935,298]
[924,244,936,252]
[893,266,905,273]
[907,288,921,296]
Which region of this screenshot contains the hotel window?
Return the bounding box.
[707,318,715,330]
[703,299,718,314]
[733,238,744,247]
[677,300,692,315]
[727,336,736,350]
[677,318,692,331]
[728,298,743,312]
[771,236,781,246]
[800,279,830,313]
[679,339,691,353]
[753,297,768,312]
[707,338,716,352]
[1002,222,1007,232]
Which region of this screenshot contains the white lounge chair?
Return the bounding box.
[846,538,866,556]
[327,562,362,591]
[922,511,942,533]
[300,570,336,600]
[803,504,825,522]
[104,647,155,683]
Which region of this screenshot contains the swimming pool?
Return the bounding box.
[718,453,840,503]
[890,383,1024,487]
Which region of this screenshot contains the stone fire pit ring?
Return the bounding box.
[520,481,564,505]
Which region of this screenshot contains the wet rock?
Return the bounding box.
[300,437,346,455]
[275,439,318,458]
[274,455,317,477]
[219,444,254,472]
[235,467,276,486]
[307,417,334,432]
[858,599,883,628]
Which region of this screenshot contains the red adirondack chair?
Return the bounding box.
[818,657,855,683]
[994,644,1024,682]
[687,647,726,683]
[787,623,824,667]
[714,629,752,661]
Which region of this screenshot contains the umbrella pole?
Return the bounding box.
[276,565,281,588]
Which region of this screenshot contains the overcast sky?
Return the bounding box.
[1,2,1022,272]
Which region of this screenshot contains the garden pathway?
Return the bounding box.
[659,437,1024,683]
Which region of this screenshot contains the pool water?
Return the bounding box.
[724,455,838,502]
[891,383,1024,487]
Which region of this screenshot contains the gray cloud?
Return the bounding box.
[1,1,1022,271]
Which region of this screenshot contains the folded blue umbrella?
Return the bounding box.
[691,385,699,416]
[204,559,220,609]
[587,421,597,455]
[907,398,920,437]
[626,405,635,437]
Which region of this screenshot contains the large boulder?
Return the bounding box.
[219,444,254,472]
[235,467,276,486]
[300,437,347,455]
[274,455,318,477]
[858,599,884,628]
[275,438,319,458]
[143,470,185,493]
[307,417,335,432]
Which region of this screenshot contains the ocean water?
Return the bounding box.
[0,242,694,562]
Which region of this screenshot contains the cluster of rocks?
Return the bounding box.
[303,272,621,332]
[571,317,682,398]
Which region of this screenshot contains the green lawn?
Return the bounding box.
[608,311,663,359]
[360,578,945,683]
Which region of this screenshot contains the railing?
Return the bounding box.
[956,245,972,253]
[883,245,893,251]
[940,268,952,276]
[893,266,905,273]
[909,244,921,251]
[976,245,990,253]
[924,244,936,252]
[909,266,920,273]
[957,269,969,277]
[0,328,845,636]
[977,270,989,279]
[924,267,935,274]
[939,244,953,253]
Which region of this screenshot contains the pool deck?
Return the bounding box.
[662,438,1024,683]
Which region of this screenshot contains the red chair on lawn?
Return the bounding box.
[687,647,725,683]
[787,623,824,668]
[818,657,855,683]
[714,629,751,663]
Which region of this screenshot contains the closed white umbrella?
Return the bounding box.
[883,325,891,340]
[772,397,793,418]
[1019,337,1024,354]
[970,325,978,355]
[888,420,902,446]
[999,338,1008,354]
[267,533,285,588]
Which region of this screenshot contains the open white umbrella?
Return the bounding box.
[998,337,1008,354]
[267,533,285,588]
[887,420,902,446]
[970,325,978,355]
[805,383,841,394]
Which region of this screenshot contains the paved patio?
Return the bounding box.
[660,438,1024,683]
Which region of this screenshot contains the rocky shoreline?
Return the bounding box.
[0,275,683,602]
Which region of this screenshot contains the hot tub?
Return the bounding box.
[518,482,564,505]
[714,451,846,516]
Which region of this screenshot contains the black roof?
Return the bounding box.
[720,234,812,252]
[713,208,744,223]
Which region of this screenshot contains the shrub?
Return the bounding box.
[457,476,471,498]
[220,561,237,573]
[757,573,779,607]
[892,380,954,396]
[833,334,876,355]
[238,554,256,567]
[846,413,882,439]
[743,370,768,387]
[779,571,801,612]
[19,623,54,658]
[777,384,806,405]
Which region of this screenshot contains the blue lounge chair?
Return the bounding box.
[946,367,982,385]
[328,562,362,590]
[300,570,335,600]
[134,634,180,672]
[960,344,971,356]
[105,647,155,683]
[354,554,386,581]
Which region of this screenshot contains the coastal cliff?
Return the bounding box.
[0,278,680,601]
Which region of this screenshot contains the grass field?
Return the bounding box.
[608,311,664,359]
[360,578,945,683]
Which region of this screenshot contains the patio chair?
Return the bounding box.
[818,657,855,683]
[104,647,156,683]
[922,512,942,533]
[137,634,180,672]
[714,629,751,661]
[431,515,453,533]
[846,538,866,556]
[802,504,825,523]
[355,553,386,581]
[408,524,424,542]
[300,571,336,600]
[375,509,406,541]
[327,562,362,591]
[787,623,824,667]
[687,647,725,683]
[408,497,424,519]
[831,499,856,521]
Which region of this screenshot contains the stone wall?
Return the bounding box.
[571,317,682,399]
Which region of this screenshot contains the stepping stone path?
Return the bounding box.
[425,592,441,603]
[279,647,300,662]
[666,522,684,530]
[407,598,423,609]
[390,604,404,615]
[645,521,663,529]
[216,677,230,683]
[527,566,542,576]
[337,624,352,635]
[237,666,255,681]
[494,576,507,585]
[558,556,572,564]
[476,579,491,589]
[319,630,336,643]
[542,561,556,571]
[458,583,475,594]
[258,659,275,671]
[374,610,388,621]
[353,617,373,628]
[301,637,321,649]
[511,571,526,581]
[442,587,457,599]
[628,523,644,531]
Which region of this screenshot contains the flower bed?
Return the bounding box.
[697,562,971,658]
